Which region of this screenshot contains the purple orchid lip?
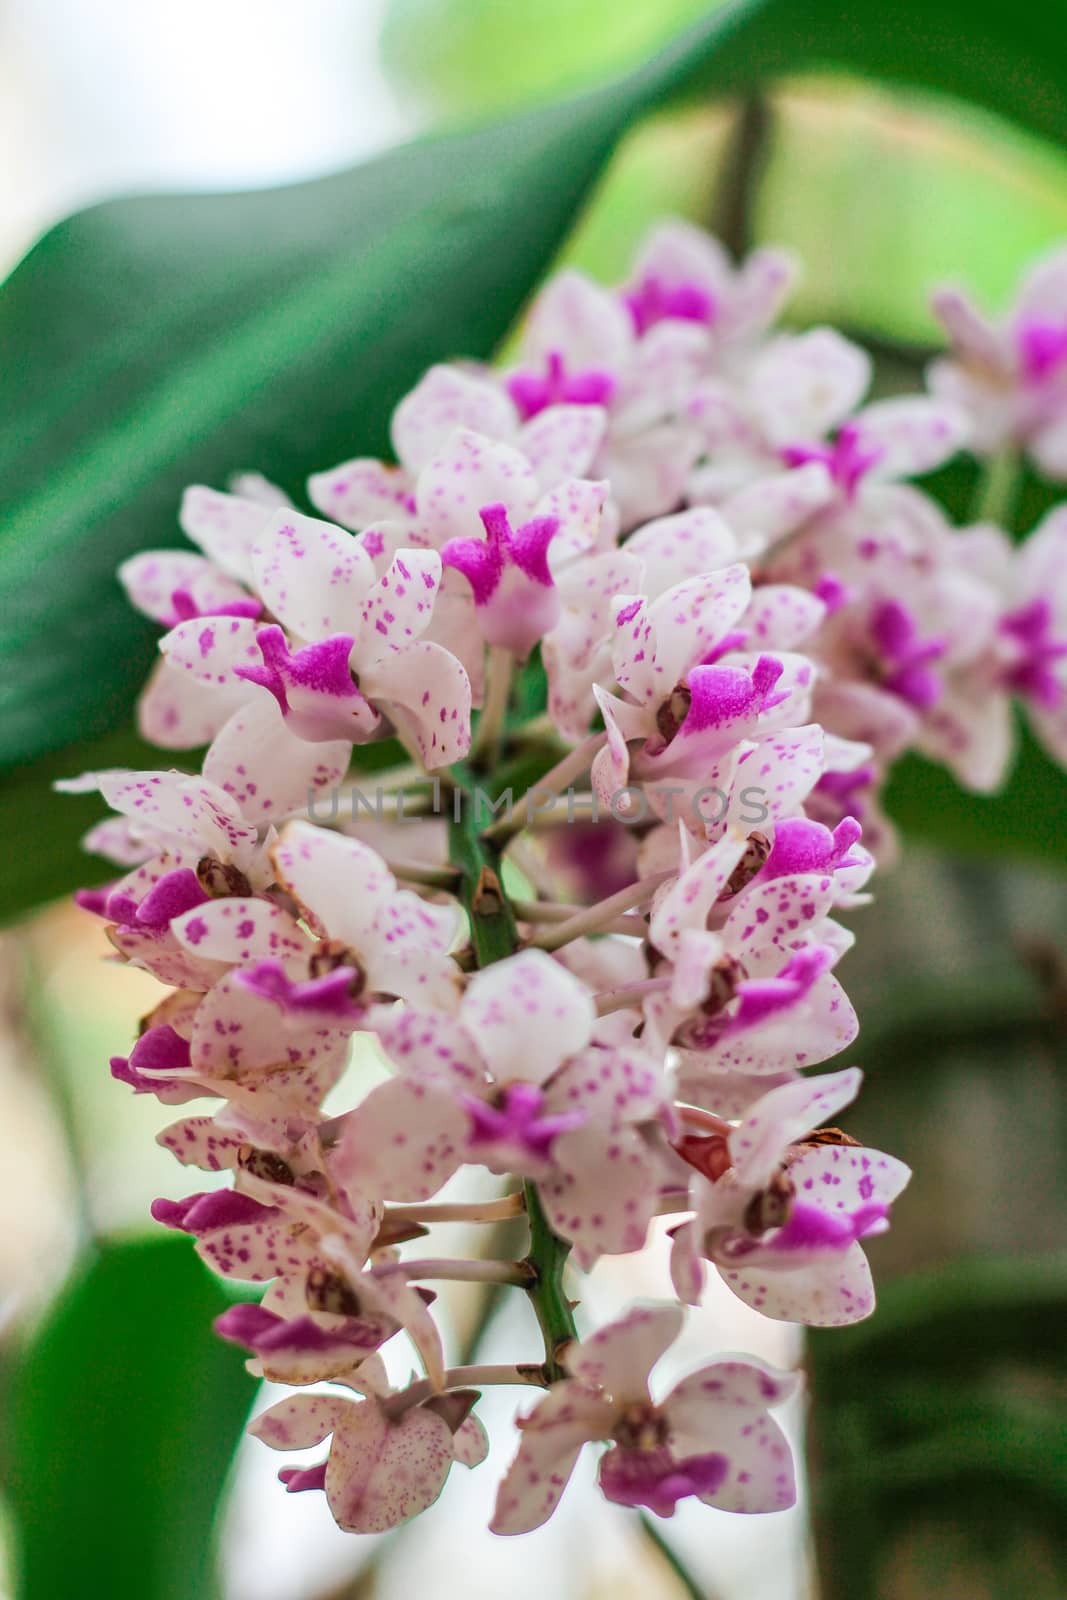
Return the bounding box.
[869,599,946,710]
[781,424,885,498]
[506,349,616,420]
[236,960,367,1021]
[462,1082,585,1161]
[599,1444,728,1516]
[1017,318,1067,385]
[279,1463,328,1495]
[151,1187,276,1238]
[236,625,360,715]
[720,1199,890,1263]
[758,816,864,882]
[214,1302,388,1359]
[999,598,1067,709]
[134,867,210,930]
[624,275,717,337]
[441,502,563,657]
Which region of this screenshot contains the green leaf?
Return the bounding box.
[810,1257,1067,1598]
[7,1236,254,1600]
[7,0,1067,915]
[812,1255,1067,1382]
[885,726,1067,872]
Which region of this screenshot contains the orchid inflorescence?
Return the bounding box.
[64,222,1067,1536]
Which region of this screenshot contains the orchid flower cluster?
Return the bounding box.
[63,222,1067,1539]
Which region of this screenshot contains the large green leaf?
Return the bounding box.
[810,1257,1067,1599]
[6,1236,254,1600]
[6,0,1067,918]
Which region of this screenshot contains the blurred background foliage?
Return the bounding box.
[2,1,1067,1596]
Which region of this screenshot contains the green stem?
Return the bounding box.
[447,770,579,1380]
[712,91,772,260]
[640,1512,719,1599]
[971,443,1021,530]
[522,1181,578,1381]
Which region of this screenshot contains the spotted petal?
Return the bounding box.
[568,1302,684,1398]
[461,950,595,1086]
[491,1381,614,1536]
[251,511,376,637]
[326,1401,455,1533]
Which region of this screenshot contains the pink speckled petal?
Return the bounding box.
[666,1365,797,1513]
[788,1140,911,1213]
[522,268,633,371]
[92,771,258,863]
[717,1237,877,1327]
[742,585,826,652]
[461,949,595,1086]
[180,485,277,582]
[251,511,375,637]
[107,923,226,991]
[650,831,748,960]
[160,614,264,689]
[518,404,607,490]
[355,548,442,665]
[537,477,609,564]
[151,1188,296,1282]
[490,1381,614,1536]
[416,428,540,547]
[624,507,740,597]
[376,1007,483,1086]
[648,566,753,690]
[337,1077,468,1202]
[569,1303,684,1398]
[137,659,250,751]
[250,1392,347,1450]
[752,329,871,444]
[327,1402,454,1533]
[722,872,840,963]
[156,1115,247,1172]
[544,549,645,739]
[171,897,308,967]
[360,639,472,769]
[393,365,518,474]
[542,1044,667,1129]
[706,968,859,1078]
[539,1121,661,1269]
[720,463,834,543]
[850,396,968,480]
[667,1357,800,1429]
[272,821,395,947]
[203,696,350,825]
[451,1413,490,1468]
[730,1067,863,1189]
[307,458,416,532]
[610,595,659,705]
[733,724,826,826]
[120,550,252,626]
[189,972,348,1087]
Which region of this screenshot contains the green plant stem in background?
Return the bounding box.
[712,91,773,258]
[639,1511,720,1600]
[972,444,1022,531]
